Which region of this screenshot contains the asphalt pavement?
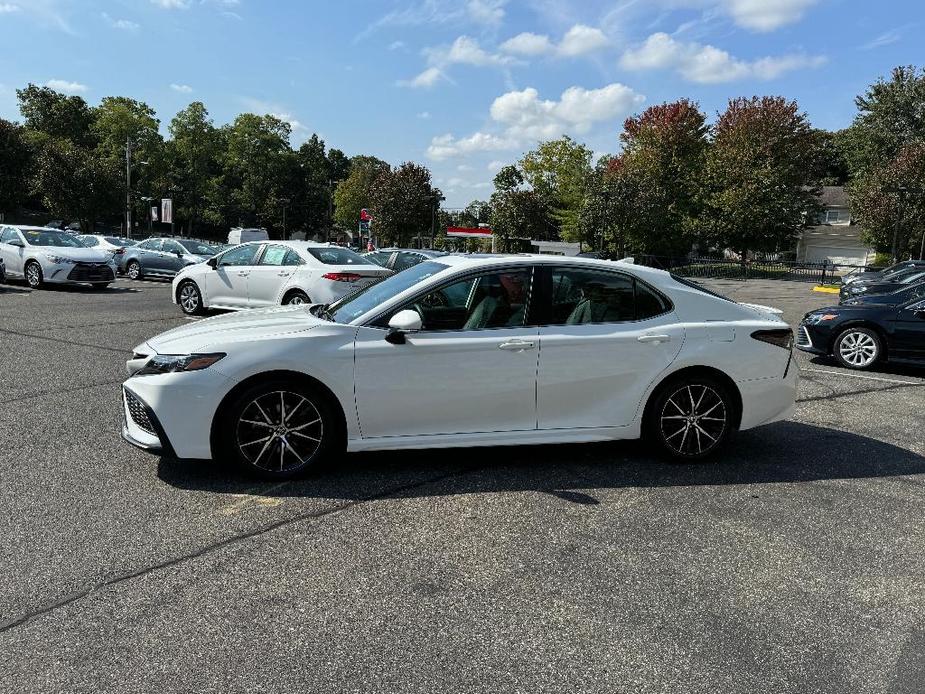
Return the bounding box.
[1,275,923,694]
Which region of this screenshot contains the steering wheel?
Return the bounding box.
[420,290,449,308]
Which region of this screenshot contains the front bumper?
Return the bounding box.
[121,386,177,457]
[795,322,832,356]
[45,261,117,284]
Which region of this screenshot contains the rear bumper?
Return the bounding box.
[737,363,799,430]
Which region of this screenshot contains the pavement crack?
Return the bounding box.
[0,379,126,405]
[0,463,482,634]
[0,327,128,355]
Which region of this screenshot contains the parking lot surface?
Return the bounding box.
[1,276,924,693]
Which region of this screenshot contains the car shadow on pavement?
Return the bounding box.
[1,281,141,294]
[804,355,925,380]
[157,421,925,503]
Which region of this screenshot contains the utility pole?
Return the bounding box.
[125,137,132,239]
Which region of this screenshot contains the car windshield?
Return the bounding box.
[22,230,86,248]
[307,247,369,265]
[179,240,216,255]
[882,262,919,278]
[329,261,449,323]
[898,270,925,285]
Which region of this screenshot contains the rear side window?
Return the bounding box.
[307,247,368,265]
[259,245,290,266]
[393,252,423,272]
[80,236,99,246]
[137,239,161,251]
[364,252,393,267]
[547,268,670,324]
[283,250,303,266]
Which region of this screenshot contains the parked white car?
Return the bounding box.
[123,255,797,479]
[170,241,390,314]
[0,225,117,289]
[227,227,268,245]
[76,234,137,265]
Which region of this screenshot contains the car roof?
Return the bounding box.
[432,253,668,277]
[11,225,67,232]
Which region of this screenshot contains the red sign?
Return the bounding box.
[447,226,492,238]
[360,208,372,221]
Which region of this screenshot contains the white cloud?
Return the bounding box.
[490,83,644,139]
[499,24,609,58]
[426,35,514,67]
[487,160,505,171]
[620,32,825,83]
[721,0,818,32]
[389,40,406,50]
[428,132,518,160]
[46,79,87,94]
[499,32,553,56]
[0,4,20,13]
[466,0,506,26]
[170,83,193,93]
[417,111,431,119]
[397,66,444,88]
[151,0,188,8]
[557,24,609,57]
[861,28,904,51]
[102,12,139,30]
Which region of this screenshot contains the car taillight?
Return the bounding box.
[322,272,363,282]
[751,329,793,349]
[114,248,125,255]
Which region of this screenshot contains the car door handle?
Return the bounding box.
[237,271,249,277]
[638,334,671,344]
[277,271,292,277]
[498,340,535,351]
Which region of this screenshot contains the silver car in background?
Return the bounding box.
[120,237,219,280]
[0,225,117,289]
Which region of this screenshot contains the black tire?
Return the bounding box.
[644,375,735,460]
[832,326,882,370]
[24,261,43,289]
[90,282,110,291]
[219,380,336,480]
[126,260,142,280]
[177,280,205,315]
[283,289,310,306]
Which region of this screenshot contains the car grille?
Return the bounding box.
[68,263,114,282]
[124,389,156,435]
[796,326,812,348]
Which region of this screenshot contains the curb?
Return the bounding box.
[813,286,840,294]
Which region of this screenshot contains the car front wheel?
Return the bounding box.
[833,327,881,370]
[283,289,310,306]
[25,261,43,289]
[646,376,734,460]
[126,260,142,280]
[177,280,205,315]
[222,381,334,479]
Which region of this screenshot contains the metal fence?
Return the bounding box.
[636,255,877,284]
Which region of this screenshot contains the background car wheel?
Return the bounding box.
[221,380,335,479]
[177,281,205,315]
[90,283,110,291]
[24,261,43,289]
[645,376,735,460]
[833,327,881,370]
[283,290,310,306]
[126,261,142,280]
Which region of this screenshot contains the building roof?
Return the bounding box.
[819,186,848,208]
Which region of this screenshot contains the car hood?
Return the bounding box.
[35,246,112,263]
[139,305,328,355]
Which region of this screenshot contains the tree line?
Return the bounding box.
[1,66,924,257]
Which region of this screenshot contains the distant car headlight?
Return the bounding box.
[45,254,76,264]
[804,313,839,325]
[136,353,226,376]
[848,285,868,294]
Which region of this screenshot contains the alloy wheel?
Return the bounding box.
[286,292,307,305]
[179,283,200,313]
[128,262,140,280]
[837,330,878,368]
[235,391,323,473]
[659,384,727,457]
[25,263,41,288]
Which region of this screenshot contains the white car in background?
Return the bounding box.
[0,225,117,289]
[76,234,138,265]
[170,241,390,314]
[124,255,798,479]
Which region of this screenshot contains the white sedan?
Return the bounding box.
[122,255,797,479]
[0,225,117,289]
[170,241,389,315]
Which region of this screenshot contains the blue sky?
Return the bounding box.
[0,0,921,207]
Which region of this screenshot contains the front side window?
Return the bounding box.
[388,269,532,331]
[548,268,670,325]
[137,239,161,251]
[218,244,259,267]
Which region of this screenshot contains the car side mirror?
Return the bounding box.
[207,257,218,269]
[175,250,184,257]
[385,309,423,344]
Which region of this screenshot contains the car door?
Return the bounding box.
[353,267,539,438]
[535,266,684,430]
[160,240,187,274]
[203,243,260,307]
[0,227,26,276]
[247,245,303,306]
[889,299,925,362]
[134,239,163,271]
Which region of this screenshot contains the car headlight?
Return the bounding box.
[136,353,225,376]
[804,313,839,325]
[45,254,76,264]
[849,286,868,294]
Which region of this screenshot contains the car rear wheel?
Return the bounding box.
[25,261,43,289]
[833,327,881,370]
[178,280,205,315]
[126,260,142,280]
[646,376,734,460]
[283,289,310,306]
[222,381,334,479]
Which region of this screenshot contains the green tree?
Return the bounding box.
[16,83,96,146]
[493,165,524,193]
[168,102,223,233]
[520,136,593,241]
[295,134,335,235]
[489,189,550,250]
[369,162,438,247]
[698,96,820,259]
[333,155,389,231]
[0,118,31,216]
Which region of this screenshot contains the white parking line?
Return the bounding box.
[800,368,923,386]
